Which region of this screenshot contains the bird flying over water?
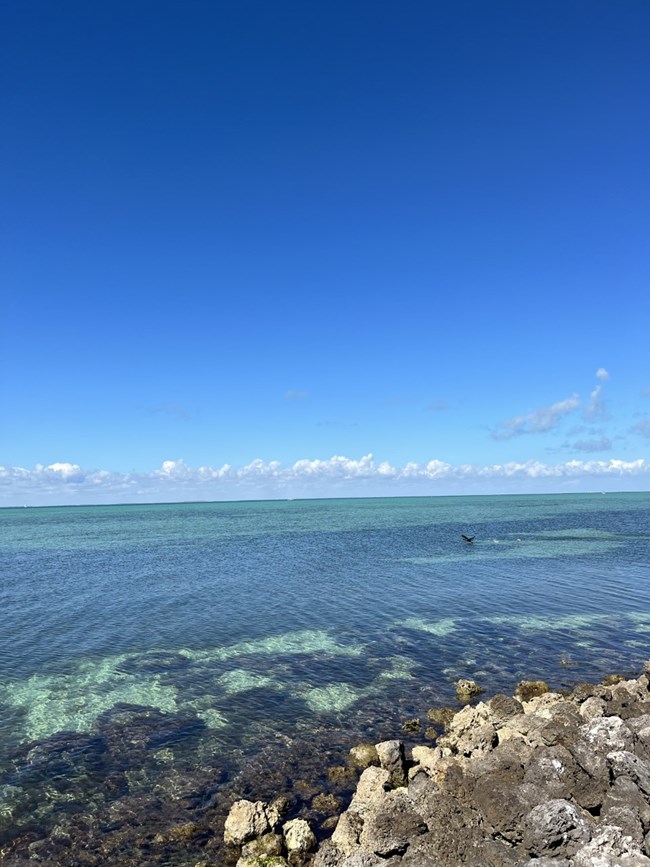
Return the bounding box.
[461,534,475,543]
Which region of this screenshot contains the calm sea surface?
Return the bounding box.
[1,492,650,856]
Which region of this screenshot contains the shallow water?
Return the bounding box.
[2,492,650,860]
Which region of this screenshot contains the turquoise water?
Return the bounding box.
[1,492,650,856]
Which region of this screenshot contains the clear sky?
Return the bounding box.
[2,0,649,505]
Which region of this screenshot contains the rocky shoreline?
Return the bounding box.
[224,665,650,867]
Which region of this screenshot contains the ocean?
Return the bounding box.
[1,492,649,862]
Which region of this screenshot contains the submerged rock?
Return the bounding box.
[454,678,481,701]
[348,744,378,770]
[515,680,550,702]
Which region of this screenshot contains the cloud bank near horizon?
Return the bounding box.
[2,454,649,506]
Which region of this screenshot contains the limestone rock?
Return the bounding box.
[375,740,407,788]
[411,745,442,774]
[523,798,593,857]
[331,811,363,853]
[572,717,635,779]
[455,678,481,700]
[225,800,271,846]
[607,750,650,796]
[283,818,316,853]
[348,766,391,819]
[572,824,650,866]
[579,695,606,721]
[349,744,379,770]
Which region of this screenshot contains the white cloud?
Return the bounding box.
[584,385,608,421]
[492,394,580,439]
[596,368,610,381]
[2,453,650,507]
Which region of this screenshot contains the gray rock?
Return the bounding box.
[602,776,650,832]
[600,804,644,845]
[375,740,407,788]
[579,695,606,721]
[359,790,427,856]
[488,694,524,726]
[572,717,634,779]
[607,750,650,796]
[572,824,650,866]
[312,843,346,867]
[340,855,383,867]
[348,766,391,819]
[522,798,593,857]
[523,744,584,801]
[474,780,545,843]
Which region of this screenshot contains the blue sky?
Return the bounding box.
[2,1,649,505]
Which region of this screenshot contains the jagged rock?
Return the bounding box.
[572,682,612,703]
[572,717,635,779]
[411,745,443,775]
[225,799,271,845]
[312,841,343,867]
[600,804,644,845]
[358,790,427,856]
[375,741,407,788]
[601,776,650,832]
[579,695,606,720]
[474,779,546,843]
[227,664,650,867]
[522,798,593,857]
[348,766,391,819]
[331,811,363,853]
[401,718,420,734]
[438,701,494,754]
[515,680,550,702]
[283,818,316,853]
[572,824,650,866]
[455,678,481,700]
[607,750,650,796]
[488,693,524,726]
[349,744,379,770]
